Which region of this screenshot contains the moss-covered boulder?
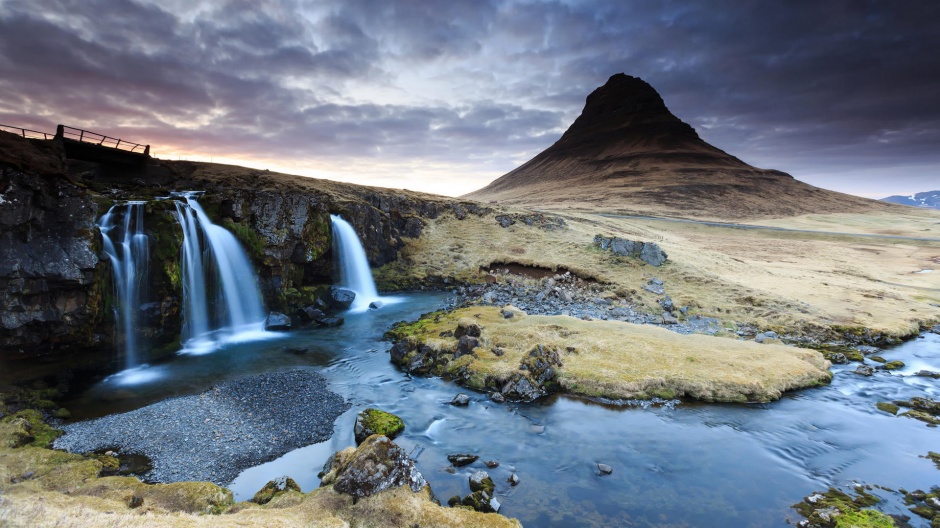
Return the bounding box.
[354,408,405,445]
[251,476,301,505]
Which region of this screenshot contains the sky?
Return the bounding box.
[0,1,937,199]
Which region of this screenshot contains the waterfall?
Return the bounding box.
[330,214,380,310]
[98,202,150,369]
[173,192,266,352]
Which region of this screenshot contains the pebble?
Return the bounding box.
[54,370,349,486]
[597,463,613,475]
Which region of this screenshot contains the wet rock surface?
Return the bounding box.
[54,370,349,486]
[319,434,427,498]
[353,408,405,445]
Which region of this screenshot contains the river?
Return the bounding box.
[58,292,940,527]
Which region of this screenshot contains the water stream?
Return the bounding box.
[98,201,150,370]
[59,294,940,527]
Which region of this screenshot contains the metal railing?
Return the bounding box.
[0,123,56,140]
[56,124,149,155]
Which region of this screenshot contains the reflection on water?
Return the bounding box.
[60,294,940,527]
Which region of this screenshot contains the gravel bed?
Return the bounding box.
[54,369,349,486]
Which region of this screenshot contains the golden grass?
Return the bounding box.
[376,206,940,338]
[396,307,832,403]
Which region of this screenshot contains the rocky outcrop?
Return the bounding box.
[594,235,667,266]
[318,434,427,498]
[353,408,405,445]
[0,144,104,357]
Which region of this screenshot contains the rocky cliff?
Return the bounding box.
[0,131,485,372]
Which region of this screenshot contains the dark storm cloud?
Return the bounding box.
[0,0,937,195]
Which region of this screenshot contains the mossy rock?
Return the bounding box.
[835,509,897,527]
[869,356,887,364]
[882,361,905,371]
[923,451,940,470]
[876,402,899,415]
[354,408,405,445]
[250,476,301,505]
[1,409,63,448]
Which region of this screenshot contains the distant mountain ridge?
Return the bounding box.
[881,190,940,209]
[465,73,897,220]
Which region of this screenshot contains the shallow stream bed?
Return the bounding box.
[58,293,940,527]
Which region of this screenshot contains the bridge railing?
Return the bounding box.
[0,123,56,140]
[56,125,150,155]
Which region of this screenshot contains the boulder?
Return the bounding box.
[639,242,668,266]
[318,316,344,327]
[915,370,940,379]
[354,408,405,445]
[329,286,356,309]
[454,336,480,358]
[296,306,326,323]
[368,300,383,310]
[251,476,301,505]
[454,321,482,338]
[597,463,613,475]
[263,312,291,331]
[854,365,875,376]
[593,235,667,266]
[495,215,515,228]
[469,471,495,494]
[450,393,471,406]
[447,454,479,467]
[319,435,426,498]
[508,473,520,486]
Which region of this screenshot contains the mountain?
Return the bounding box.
[882,190,940,209]
[464,73,895,220]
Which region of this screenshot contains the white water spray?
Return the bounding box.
[98,202,149,369]
[330,214,381,311]
[173,192,267,352]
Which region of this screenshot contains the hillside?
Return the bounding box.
[465,73,899,220]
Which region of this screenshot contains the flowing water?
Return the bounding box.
[330,214,382,311]
[59,293,940,527]
[98,202,150,370]
[172,192,268,354]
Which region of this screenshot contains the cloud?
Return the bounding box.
[0,0,937,197]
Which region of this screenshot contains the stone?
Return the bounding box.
[854,365,874,376]
[827,352,848,364]
[454,321,482,338]
[354,408,405,445]
[660,296,674,312]
[321,435,426,498]
[882,360,905,370]
[500,308,514,319]
[484,460,500,468]
[490,392,505,403]
[447,454,479,467]
[251,476,301,505]
[597,463,613,475]
[469,471,495,494]
[263,312,291,331]
[661,313,679,325]
[508,473,520,486]
[296,306,326,323]
[495,215,515,228]
[450,393,470,406]
[329,286,356,309]
[454,335,479,358]
[318,317,344,327]
[501,374,541,401]
[915,370,940,379]
[492,346,505,356]
[368,300,383,309]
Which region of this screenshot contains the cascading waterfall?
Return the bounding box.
[173,192,266,352]
[330,214,381,310]
[98,202,150,369]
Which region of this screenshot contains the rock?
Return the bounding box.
[597,463,613,475]
[660,296,674,312]
[857,345,880,355]
[263,312,291,331]
[490,392,505,403]
[661,313,679,325]
[320,435,426,498]
[559,290,573,303]
[368,301,383,309]
[643,280,665,295]
[454,321,482,338]
[454,336,480,358]
[484,460,500,468]
[450,393,470,406]
[501,374,541,401]
[469,471,495,494]
[447,454,479,467]
[915,370,940,379]
[251,476,301,505]
[482,292,497,304]
[882,360,905,370]
[354,408,405,445]
[854,365,874,376]
[491,346,505,357]
[296,306,326,323]
[827,352,848,364]
[639,243,668,266]
[484,273,499,283]
[495,215,515,228]
[508,473,520,486]
[318,316,344,327]
[329,286,356,309]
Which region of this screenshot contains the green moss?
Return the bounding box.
[870,356,887,363]
[835,510,896,527]
[358,409,405,440]
[222,219,265,262]
[385,311,447,341]
[901,410,940,426]
[876,402,899,415]
[250,477,301,505]
[923,452,940,470]
[2,409,63,448]
[883,361,905,371]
